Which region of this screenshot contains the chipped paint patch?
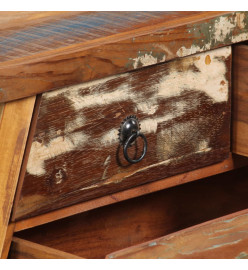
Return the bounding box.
[213,16,235,42]
[163,47,230,103]
[54,169,65,184]
[132,52,166,69]
[197,140,211,152]
[27,132,89,176]
[176,44,210,58]
[177,12,248,59]
[137,102,158,115]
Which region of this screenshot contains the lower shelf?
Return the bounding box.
[10,166,248,259]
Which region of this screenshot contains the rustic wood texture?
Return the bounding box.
[0,96,36,257]
[15,166,248,259]
[0,11,247,103]
[14,47,231,220]
[14,153,248,232]
[232,45,248,157]
[106,209,248,259]
[9,237,82,259]
[1,223,15,259]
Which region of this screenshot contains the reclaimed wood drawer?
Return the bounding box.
[10,167,248,259]
[13,46,232,220]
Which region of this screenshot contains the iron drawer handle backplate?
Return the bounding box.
[119,115,148,164]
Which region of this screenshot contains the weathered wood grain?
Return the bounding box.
[232,44,248,157]
[106,209,248,259]
[14,153,248,232]
[15,167,248,259]
[0,96,36,257]
[9,237,82,259]
[13,47,231,220]
[0,12,247,103]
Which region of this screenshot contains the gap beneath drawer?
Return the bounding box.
[12,165,248,259]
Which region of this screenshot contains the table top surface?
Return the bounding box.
[0,11,247,103]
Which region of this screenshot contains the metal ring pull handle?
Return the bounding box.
[118,115,148,164]
[123,131,147,164]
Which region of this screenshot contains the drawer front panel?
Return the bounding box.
[14,46,231,220]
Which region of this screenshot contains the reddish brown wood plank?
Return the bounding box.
[106,209,248,259]
[0,12,247,103]
[15,167,248,259]
[13,47,231,221]
[9,237,82,259]
[14,153,248,232]
[232,44,248,157]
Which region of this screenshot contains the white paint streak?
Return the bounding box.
[44,73,129,99]
[27,132,89,176]
[101,129,119,146]
[102,155,111,180]
[103,155,111,166]
[140,113,182,134]
[68,83,134,111]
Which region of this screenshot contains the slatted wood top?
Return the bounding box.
[0,11,202,62]
[0,11,247,103]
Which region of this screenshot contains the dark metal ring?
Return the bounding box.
[123,131,147,164]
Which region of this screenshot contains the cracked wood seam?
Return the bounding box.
[13,46,231,221]
[0,96,36,257]
[0,11,247,103]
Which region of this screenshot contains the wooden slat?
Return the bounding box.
[1,223,15,259]
[0,96,36,257]
[0,11,248,103]
[106,209,248,259]
[9,237,82,259]
[233,45,248,157]
[14,153,248,232]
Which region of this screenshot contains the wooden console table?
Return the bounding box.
[0,11,248,259]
